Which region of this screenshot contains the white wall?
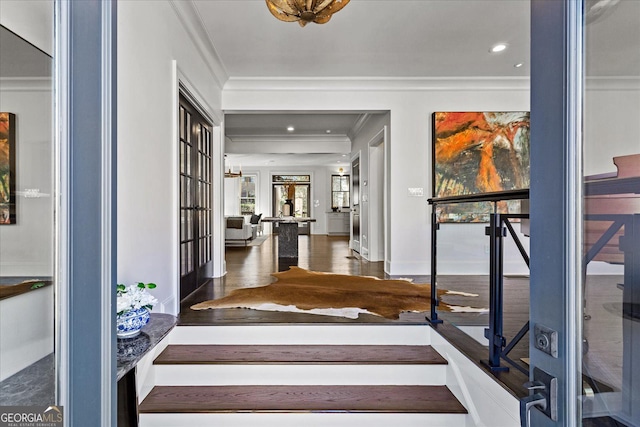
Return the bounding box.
[223,78,532,275]
[117,1,225,314]
[224,177,241,216]
[223,78,639,275]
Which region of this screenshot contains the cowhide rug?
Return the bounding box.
[191,267,486,319]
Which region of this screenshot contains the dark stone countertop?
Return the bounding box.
[0,313,176,405]
[117,313,176,381]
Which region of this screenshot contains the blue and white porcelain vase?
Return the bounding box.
[116,307,150,339]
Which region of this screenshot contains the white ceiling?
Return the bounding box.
[210,0,531,167]
[194,0,532,78]
[195,0,636,167]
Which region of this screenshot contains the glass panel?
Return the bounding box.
[179,107,183,140]
[341,176,350,192]
[332,176,340,189]
[180,142,185,174]
[331,175,350,208]
[186,144,191,176]
[294,185,309,217]
[0,14,55,406]
[180,208,186,241]
[240,175,256,215]
[186,177,192,209]
[180,243,185,275]
[272,175,310,183]
[186,112,191,143]
[582,2,640,425]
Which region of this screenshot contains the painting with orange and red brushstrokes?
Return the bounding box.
[433,111,530,222]
[0,112,16,224]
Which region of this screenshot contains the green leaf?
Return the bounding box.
[30,282,45,290]
[146,283,157,289]
[116,284,126,292]
[137,282,145,289]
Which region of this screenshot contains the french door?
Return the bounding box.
[179,94,213,300]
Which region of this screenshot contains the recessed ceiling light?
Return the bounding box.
[342,154,347,157]
[326,129,331,134]
[490,43,507,53]
[514,62,524,68]
[287,126,295,132]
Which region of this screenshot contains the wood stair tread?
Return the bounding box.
[154,345,447,365]
[139,385,467,414]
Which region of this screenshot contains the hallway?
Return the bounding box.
[179,235,431,325]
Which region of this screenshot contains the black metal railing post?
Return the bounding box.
[484,213,509,372]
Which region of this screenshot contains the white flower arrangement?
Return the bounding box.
[116,282,158,315]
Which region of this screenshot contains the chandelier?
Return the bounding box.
[265,0,350,27]
[225,168,242,178]
[224,156,242,178]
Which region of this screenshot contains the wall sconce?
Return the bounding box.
[338,167,344,176]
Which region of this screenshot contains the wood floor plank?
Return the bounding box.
[154,345,447,365]
[139,385,467,414]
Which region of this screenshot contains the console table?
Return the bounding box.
[117,313,176,427]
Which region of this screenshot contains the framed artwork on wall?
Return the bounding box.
[432,111,530,222]
[0,112,16,224]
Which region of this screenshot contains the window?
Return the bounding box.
[272,175,311,217]
[240,175,257,215]
[331,175,350,208]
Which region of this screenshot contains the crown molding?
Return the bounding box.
[585,76,640,91]
[169,0,228,90]
[223,76,532,92]
[349,113,371,140]
[0,77,52,92]
[226,135,350,154]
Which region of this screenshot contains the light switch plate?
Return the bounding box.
[408,187,424,197]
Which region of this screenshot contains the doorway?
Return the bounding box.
[368,127,386,262]
[351,155,361,253]
[179,93,214,300]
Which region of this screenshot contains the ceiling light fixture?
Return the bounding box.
[265,0,351,27]
[224,155,242,178]
[287,126,295,132]
[490,43,507,53]
[326,129,331,134]
[514,62,524,68]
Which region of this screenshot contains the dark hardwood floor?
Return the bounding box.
[179,234,624,403]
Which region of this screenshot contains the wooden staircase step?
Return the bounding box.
[154,345,447,365]
[139,385,467,414]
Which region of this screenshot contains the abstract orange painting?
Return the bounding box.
[432,112,530,222]
[0,112,16,224]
